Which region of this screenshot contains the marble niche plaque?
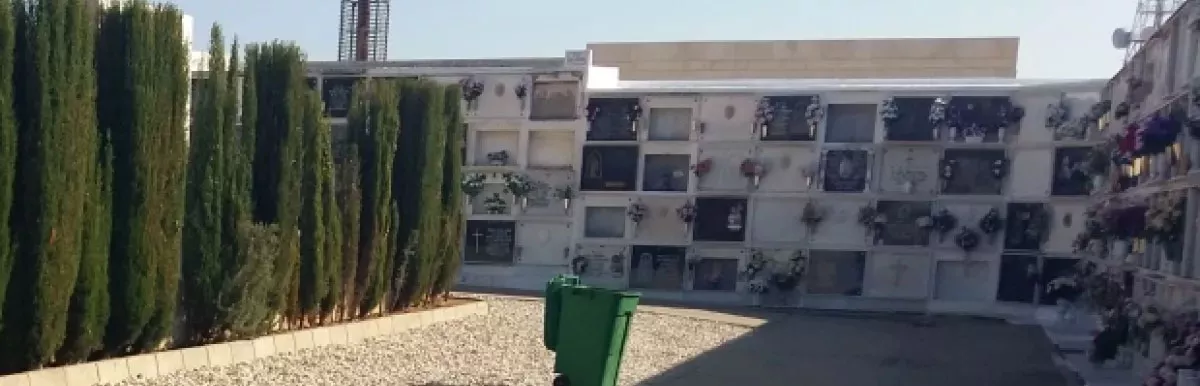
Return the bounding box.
[464,220,516,264]
[940,149,1005,195]
[933,260,993,302]
[1004,202,1049,251]
[580,145,638,191]
[1045,202,1087,254]
[515,221,571,266]
[750,198,808,243]
[646,107,694,141]
[629,245,687,290]
[529,79,579,121]
[885,97,936,141]
[757,147,820,192]
[642,154,691,192]
[574,244,628,289]
[876,201,932,246]
[632,197,691,244]
[520,169,574,217]
[696,144,755,192]
[806,250,866,296]
[583,206,627,239]
[585,98,639,141]
[823,104,877,143]
[807,199,871,247]
[996,254,1039,303]
[821,149,870,193]
[697,95,757,142]
[865,253,932,299]
[693,197,748,242]
[761,95,817,141]
[321,77,357,118]
[691,258,739,292]
[879,147,938,195]
[946,97,1012,143]
[473,74,524,118]
[1051,147,1091,196]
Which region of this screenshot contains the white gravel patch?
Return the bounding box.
[108,295,752,386]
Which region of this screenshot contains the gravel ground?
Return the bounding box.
[108,295,751,386]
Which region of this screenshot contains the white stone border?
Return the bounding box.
[0,301,489,386]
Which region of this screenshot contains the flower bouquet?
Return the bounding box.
[691,158,713,178]
[880,97,900,131]
[754,98,775,138]
[570,255,589,275]
[741,159,765,187]
[513,82,529,112]
[955,227,981,256]
[1045,97,1070,131]
[627,103,644,133]
[627,202,648,224]
[979,208,1004,244]
[677,201,696,234]
[932,209,958,242]
[770,250,807,292]
[858,205,887,243]
[502,172,534,208]
[459,77,485,111]
[554,185,574,210]
[800,202,825,235]
[804,96,824,138]
[929,97,949,139]
[991,158,1008,179]
[741,249,768,281]
[483,193,508,214]
[461,173,486,199]
[1146,192,1185,260]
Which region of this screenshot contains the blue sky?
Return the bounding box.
[176,0,1137,79]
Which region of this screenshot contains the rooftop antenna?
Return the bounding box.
[1112,0,1186,62]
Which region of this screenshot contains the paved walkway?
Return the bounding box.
[1034,306,1136,386]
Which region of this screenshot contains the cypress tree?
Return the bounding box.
[336,144,361,321]
[317,100,342,323]
[0,0,19,335]
[393,80,446,309]
[299,89,329,321]
[58,135,112,363]
[182,24,228,343]
[351,80,399,316]
[3,0,96,370]
[432,86,465,298]
[413,84,446,304]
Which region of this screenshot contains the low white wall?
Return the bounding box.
[0,301,489,386]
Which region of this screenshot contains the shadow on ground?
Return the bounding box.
[458,286,1070,386]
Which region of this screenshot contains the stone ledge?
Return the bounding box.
[0,299,487,386]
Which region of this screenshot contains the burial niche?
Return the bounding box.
[647,108,693,141]
[629,246,687,290]
[806,250,866,296]
[642,154,691,192]
[822,150,869,193]
[529,80,579,121]
[996,254,1039,303]
[876,201,932,246]
[691,258,738,291]
[760,95,816,141]
[884,97,936,141]
[580,145,638,191]
[585,98,640,141]
[583,207,627,239]
[824,104,877,143]
[1051,147,1091,196]
[464,220,516,264]
[940,149,1005,195]
[692,197,748,242]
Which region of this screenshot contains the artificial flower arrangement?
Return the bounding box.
[990,158,1008,179]
[740,158,766,187]
[1073,204,1112,254]
[804,95,824,138]
[691,158,713,178]
[486,150,510,166]
[880,97,900,131]
[929,97,949,138]
[482,193,508,214]
[554,185,574,210]
[857,205,887,243]
[955,227,981,255]
[513,81,529,111]
[770,250,807,292]
[800,202,825,235]
[1137,112,1182,156]
[754,98,775,138]
[1045,96,1071,132]
[570,255,589,275]
[978,208,1004,244]
[627,202,648,224]
[461,173,486,198]
[1000,103,1026,130]
[676,201,696,232]
[742,249,769,281]
[459,77,485,110]
[627,102,644,133]
[501,172,534,207]
[932,209,958,242]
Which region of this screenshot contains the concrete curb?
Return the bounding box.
[0,301,489,386]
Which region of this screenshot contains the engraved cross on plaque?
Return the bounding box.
[889,260,909,287]
[471,230,485,253]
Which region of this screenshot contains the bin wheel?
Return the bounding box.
[553,374,570,386]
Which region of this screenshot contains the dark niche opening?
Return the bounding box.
[322,77,358,118]
[761,95,816,141]
[822,150,869,193]
[996,254,1039,303]
[642,154,690,192]
[1004,202,1050,251]
[940,149,1005,195]
[824,104,877,143]
[1051,147,1091,196]
[580,145,638,191]
[947,96,1013,142]
[630,246,687,290]
[692,197,748,242]
[1039,257,1080,305]
[885,97,936,141]
[586,98,639,141]
[463,220,516,264]
[805,250,866,296]
[876,201,932,246]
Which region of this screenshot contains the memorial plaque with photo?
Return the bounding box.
[996,254,1039,303]
[940,149,1005,195]
[876,201,932,246]
[886,97,936,141]
[464,220,516,264]
[1039,257,1080,305]
[691,258,738,291]
[1004,202,1049,251]
[630,246,687,290]
[824,104,877,143]
[693,197,748,242]
[761,95,816,141]
[586,98,639,141]
[948,96,1012,142]
[1051,147,1091,196]
[642,154,690,192]
[822,150,869,193]
[530,81,578,121]
[806,251,866,296]
[580,145,638,191]
[322,77,357,118]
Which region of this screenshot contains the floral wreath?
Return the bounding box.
[955,227,981,254]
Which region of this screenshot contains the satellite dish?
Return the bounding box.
[1112,28,1132,49]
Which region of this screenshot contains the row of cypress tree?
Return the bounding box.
[0,0,466,374]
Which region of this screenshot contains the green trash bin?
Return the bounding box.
[551,285,640,386]
[544,274,581,351]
